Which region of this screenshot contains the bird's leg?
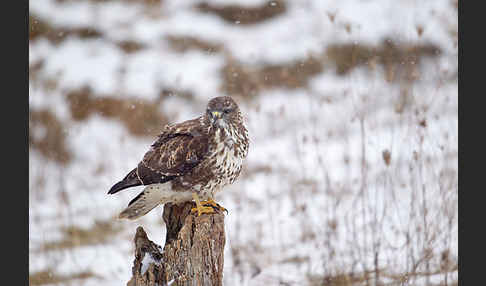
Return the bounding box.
[200,198,228,214]
[191,193,216,216]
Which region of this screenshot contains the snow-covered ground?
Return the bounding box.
[29,0,457,285]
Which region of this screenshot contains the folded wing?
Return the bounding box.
[108,117,209,194]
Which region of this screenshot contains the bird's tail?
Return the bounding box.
[108,168,142,194]
[118,184,170,220]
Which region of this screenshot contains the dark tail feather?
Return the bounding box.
[108,168,142,194]
[108,180,140,194]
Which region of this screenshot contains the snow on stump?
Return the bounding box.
[126,201,226,286]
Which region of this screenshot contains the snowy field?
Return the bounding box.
[29,0,458,285]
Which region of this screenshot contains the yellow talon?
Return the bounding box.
[201,198,228,214]
[191,194,228,216]
[191,193,216,216]
[191,205,216,216]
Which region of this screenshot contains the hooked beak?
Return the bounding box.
[211,111,222,119]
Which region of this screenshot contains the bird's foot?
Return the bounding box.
[191,204,216,216]
[191,193,215,216]
[191,193,227,216]
[200,199,228,214]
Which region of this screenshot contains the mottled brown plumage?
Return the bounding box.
[108,96,249,220]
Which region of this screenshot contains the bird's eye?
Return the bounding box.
[223,109,231,114]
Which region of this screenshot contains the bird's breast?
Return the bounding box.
[210,130,243,182]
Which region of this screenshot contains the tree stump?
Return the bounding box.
[126,201,226,286]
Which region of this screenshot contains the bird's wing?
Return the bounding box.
[108,117,209,195]
[136,117,209,185]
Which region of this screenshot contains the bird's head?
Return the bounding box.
[206,96,239,128]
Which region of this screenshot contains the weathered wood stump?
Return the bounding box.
[126,201,226,286]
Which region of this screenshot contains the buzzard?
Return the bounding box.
[108,96,249,220]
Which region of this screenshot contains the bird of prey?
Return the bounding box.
[108,96,249,220]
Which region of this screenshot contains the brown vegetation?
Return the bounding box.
[326,38,441,82]
[116,40,146,54]
[55,0,162,4]
[222,55,324,97]
[40,220,123,251]
[221,38,442,98]
[30,14,145,55]
[196,0,286,25]
[29,14,102,45]
[29,108,72,164]
[158,87,195,101]
[166,35,223,53]
[382,149,391,166]
[29,270,97,286]
[66,86,168,137]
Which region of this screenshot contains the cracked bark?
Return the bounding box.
[126,202,226,286]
